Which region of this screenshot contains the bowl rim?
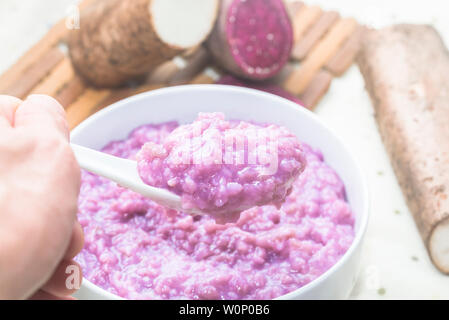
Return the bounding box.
[72,84,370,300]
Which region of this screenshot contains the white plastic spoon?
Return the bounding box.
[71,143,203,215]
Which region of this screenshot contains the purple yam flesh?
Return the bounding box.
[210,0,293,80]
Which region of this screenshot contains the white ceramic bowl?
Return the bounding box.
[72,85,369,300]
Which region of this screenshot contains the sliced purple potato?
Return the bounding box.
[207,0,293,81]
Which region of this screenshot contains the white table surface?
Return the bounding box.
[1,0,449,300]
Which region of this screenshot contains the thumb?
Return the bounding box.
[0,95,22,129]
[14,95,69,139]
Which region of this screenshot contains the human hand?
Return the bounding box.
[0,95,83,299]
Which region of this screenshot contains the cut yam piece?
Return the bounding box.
[68,0,219,87]
[207,0,293,81]
[357,24,449,274]
[151,0,218,48]
[430,218,449,273]
[217,75,304,106]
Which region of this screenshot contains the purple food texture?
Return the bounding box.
[216,75,304,106]
[226,0,293,79]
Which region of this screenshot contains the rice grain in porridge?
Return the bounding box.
[136,113,306,222]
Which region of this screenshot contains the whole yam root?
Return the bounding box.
[358,25,449,274]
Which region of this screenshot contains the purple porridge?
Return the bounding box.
[76,119,355,300]
[136,113,305,222]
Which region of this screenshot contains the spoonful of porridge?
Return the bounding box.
[72,112,306,222]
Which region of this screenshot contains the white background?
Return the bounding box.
[1,0,449,299]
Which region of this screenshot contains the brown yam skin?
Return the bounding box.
[68,0,182,88]
[357,25,449,273]
[207,0,244,78]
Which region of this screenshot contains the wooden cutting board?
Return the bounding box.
[0,0,363,130]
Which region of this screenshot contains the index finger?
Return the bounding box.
[0,95,22,129]
[14,94,69,139]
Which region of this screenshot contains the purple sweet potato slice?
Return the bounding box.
[217,75,304,106]
[207,0,293,81]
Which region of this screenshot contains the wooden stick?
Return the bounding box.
[66,88,110,129]
[283,18,358,95]
[97,83,164,111]
[190,74,215,85]
[55,76,86,108]
[67,83,164,129]
[299,70,333,109]
[292,5,323,43]
[286,1,304,20]
[0,20,67,93]
[30,58,75,96]
[189,67,220,84]
[2,48,65,98]
[326,25,366,76]
[292,11,340,60]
